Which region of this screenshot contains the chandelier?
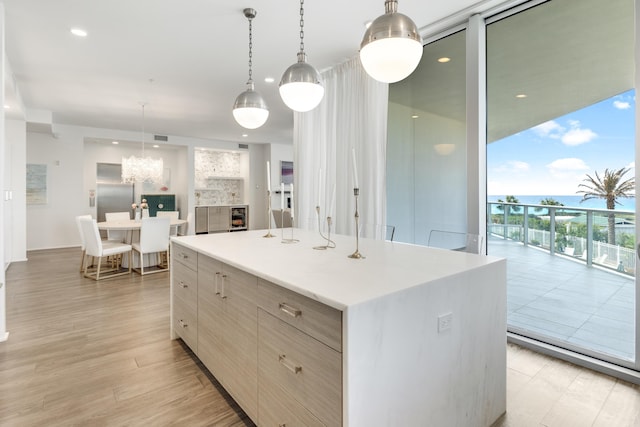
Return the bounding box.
[122,103,163,184]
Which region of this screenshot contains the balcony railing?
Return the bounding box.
[487,201,636,275]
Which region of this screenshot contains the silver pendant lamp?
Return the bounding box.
[360,0,423,83]
[233,8,269,129]
[279,0,324,112]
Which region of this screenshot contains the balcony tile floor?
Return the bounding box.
[488,236,636,362]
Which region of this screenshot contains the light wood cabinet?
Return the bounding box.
[171,243,198,352]
[195,253,258,423]
[258,308,342,426]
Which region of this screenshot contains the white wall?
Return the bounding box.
[6,119,26,262]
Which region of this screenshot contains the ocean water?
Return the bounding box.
[488,195,636,212]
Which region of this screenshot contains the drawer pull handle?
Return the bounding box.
[279,302,302,318]
[278,354,302,374]
[179,319,188,328]
[179,281,188,289]
[215,272,221,295]
[179,253,189,259]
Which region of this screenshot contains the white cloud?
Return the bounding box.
[627,161,635,170]
[561,127,597,146]
[613,100,631,110]
[494,160,530,173]
[547,158,589,175]
[532,120,564,138]
[530,119,597,147]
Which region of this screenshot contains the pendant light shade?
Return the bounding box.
[233,81,269,129]
[233,8,269,129]
[279,0,324,112]
[279,52,325,112]
[360,0,423,83]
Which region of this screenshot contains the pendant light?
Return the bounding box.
[233,8,269,129]
[122,103,164,184]
[279,0,324,112]
[360,0,423,83]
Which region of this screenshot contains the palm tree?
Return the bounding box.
[534,197,564,213]
[495,195,521,215]
[577,167,635,245]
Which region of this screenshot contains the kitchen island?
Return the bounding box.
[170,229,506,426]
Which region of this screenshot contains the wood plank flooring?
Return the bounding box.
[1,247,639,426]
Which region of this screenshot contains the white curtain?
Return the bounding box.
[294,56,388,236]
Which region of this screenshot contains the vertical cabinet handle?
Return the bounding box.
[279,302,302,318]
[278,354,302,374]
[220,274,228,299]
[214,272,221,295]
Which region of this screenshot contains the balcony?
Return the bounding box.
[487,202,635,362]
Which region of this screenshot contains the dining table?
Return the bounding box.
[97,218,188,268]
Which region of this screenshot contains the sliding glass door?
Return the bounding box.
[486,0,637,368]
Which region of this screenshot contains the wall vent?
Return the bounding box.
[238,144,249,150]
[154,134,168,142]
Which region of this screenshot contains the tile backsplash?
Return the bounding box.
[195,149,243,206]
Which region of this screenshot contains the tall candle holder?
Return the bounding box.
[313,206,336,250]
[263,190,275,238]
[348,188,364,259]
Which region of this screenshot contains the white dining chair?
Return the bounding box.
[157,211,179,236]
[104,211,131,242]
[360,224,396,241]
[75,214,93,272]
[132,217,171,275]
[79,217,132,280]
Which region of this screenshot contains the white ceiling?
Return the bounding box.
[3,0,504,145]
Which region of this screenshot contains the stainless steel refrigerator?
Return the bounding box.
[96,163,134,222]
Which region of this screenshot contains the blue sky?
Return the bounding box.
[487,89,636,196]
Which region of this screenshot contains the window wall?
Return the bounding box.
[388,0,639,377]
[486,0,636,368]
[387,30,467,245]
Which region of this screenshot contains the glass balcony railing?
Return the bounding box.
[488,202,636,276]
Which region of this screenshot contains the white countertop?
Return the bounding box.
[172,229,504,310]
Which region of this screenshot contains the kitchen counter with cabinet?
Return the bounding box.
[170,229,506,426]
[194,204,248,234]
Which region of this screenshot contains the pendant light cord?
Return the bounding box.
[299,0,305,54]
[247,15,253,84]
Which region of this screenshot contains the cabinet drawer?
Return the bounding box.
[258,309,341,426]
[172,242,197,270]
[173,298,197,352]
[258,279,342,352]
[173,261,197,309]
[259,381,325,427]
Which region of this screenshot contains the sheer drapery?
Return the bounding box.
[294,56,388,236]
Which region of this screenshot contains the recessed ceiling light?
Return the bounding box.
[4,105,10,109]
[70,28,88,37]
[411,115,419,119]
[153,144,159,148]
[242,134,248,138]
[112,141,119,145]
[264,77,275,83]
[438,57,451,63]
[516,94,527,98]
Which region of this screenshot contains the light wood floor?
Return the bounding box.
[1,248,639,426]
